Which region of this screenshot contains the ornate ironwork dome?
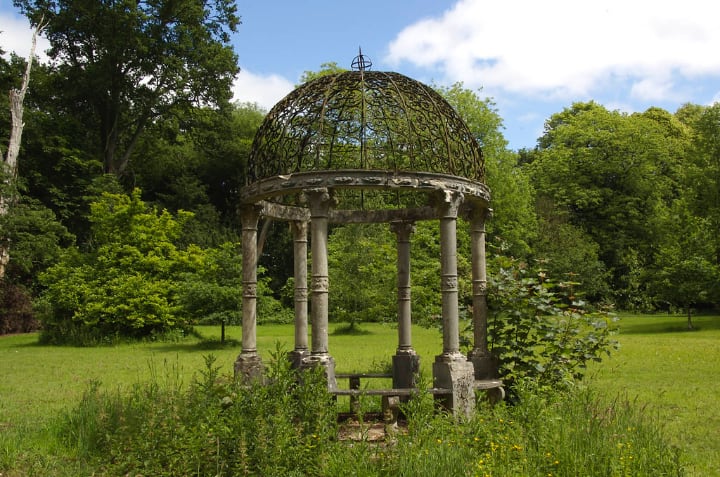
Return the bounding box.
[247,70,485,184]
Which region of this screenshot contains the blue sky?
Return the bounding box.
[3,0,720,151]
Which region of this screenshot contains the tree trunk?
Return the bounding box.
[1,20,43,279]
[686,306,694,330]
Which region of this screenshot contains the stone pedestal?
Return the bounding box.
[392,351,420,389]
[468,349,499,380]
[433,354,476,417]
[288,349,311,370]
[301,354,337,390]
[234,353,264,384]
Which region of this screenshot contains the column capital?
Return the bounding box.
[304,188,334,217]
[289,219,309,238]
[435,190,465,218]
[465,205,493,227]
[389,220,416,241]
[239,203,263,227]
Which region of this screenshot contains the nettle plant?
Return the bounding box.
[467,252,619,391]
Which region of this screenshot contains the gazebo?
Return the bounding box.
[234,53,500,415]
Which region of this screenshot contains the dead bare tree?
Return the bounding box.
[1,19,44,279]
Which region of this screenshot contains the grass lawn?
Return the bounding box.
[0,323,442,431]
[1,316,717,475]
[588,313,720,476]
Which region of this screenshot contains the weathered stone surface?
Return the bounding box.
[433,355,476,418]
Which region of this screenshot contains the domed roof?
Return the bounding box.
[247,70,485,184]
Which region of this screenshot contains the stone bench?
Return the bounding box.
[332,373,504,427]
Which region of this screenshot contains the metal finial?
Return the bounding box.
[351,47,372,71]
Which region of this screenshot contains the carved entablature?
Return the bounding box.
[242,170,490,225]
[243,170,489,204]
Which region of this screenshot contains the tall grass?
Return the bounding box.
[45,353,682,476]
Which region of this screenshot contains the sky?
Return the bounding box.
[3,0,720,151]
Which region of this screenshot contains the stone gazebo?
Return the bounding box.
[234,55,499,415]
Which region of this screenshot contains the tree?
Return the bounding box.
[327,223,397,327]
[38,189,204,343]
[132,102,266,241]
[532,213,610,302]
[1,19,43,279]
[648,199,719,328]
[298,62,346,84]
[436,83,537,257]
[683,103,720,264]
[529,102,687,308]
[14,0,240,175]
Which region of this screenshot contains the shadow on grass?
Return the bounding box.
[331,323,374,336]
[619,315,720,334]
[148,338,242,353]
[5,330,242,352]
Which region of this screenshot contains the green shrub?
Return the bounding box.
[38,189,293,343]
[469,252,619,391]
[38,189,201,342]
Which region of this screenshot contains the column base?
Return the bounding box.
[301,353,337,390]
[288,349,311,370]
[234,352,264,384]
[392,350,420,389]
[433,354,476,418]
[467,348,499,380]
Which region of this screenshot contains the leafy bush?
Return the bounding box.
[473,251,619,390]
[37,189,203,343]
[38,189,293,344]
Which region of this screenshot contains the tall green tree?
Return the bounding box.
[683,103,720,264]
[530,102,688,308]
[127,102,265,247]
[14,0,240,175]
[647,198,719,327]
[436,83,537,257]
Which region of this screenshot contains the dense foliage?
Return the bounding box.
[479,251,619,390]
[37,189,287,344]
[13,0,240,175]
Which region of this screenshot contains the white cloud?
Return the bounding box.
[0,12,50,62]
[386,0,720,100]
[231,69,294,111]
[629,76,678,102]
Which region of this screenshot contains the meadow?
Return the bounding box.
[588,314,720,476]
[0,314,717,475]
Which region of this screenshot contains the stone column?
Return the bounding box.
[390,221,420,389]
[234,204,264,382]
[467,206,497,379]
[432,191,475,417]
[302,188,336,389]
[289,220,310,369]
